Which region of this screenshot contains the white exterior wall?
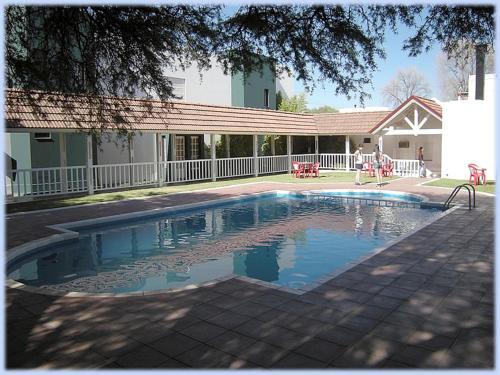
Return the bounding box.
[441,99,495,180]
[276,71,294,100]
[161,56,232,106]
[97,132,156,164]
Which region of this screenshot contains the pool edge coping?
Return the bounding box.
[6,189,458,298]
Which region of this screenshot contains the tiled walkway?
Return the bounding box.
[6,178,494,368]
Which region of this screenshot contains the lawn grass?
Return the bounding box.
[7,171,398,214]
[424,178,495,194]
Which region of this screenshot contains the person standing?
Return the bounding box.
[354,144,363,185]
[418,146,425,177]
[372,145,383,187]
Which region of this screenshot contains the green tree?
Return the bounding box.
[305,105,338,113]
[278,93,308,113]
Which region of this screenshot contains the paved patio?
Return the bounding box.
[6,178,494,368]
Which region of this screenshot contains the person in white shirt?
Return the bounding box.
[354,144,363,185]
[372,144,383,187]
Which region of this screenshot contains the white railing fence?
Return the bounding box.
[5,153,419,201]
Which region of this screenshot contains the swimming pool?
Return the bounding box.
[7,191,442,294]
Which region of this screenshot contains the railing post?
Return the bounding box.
[86,134,94,195]
[345,135,350,171]
[287,135,292,174]
[128,136,135,186]
[210,134,216,182]
[156,133,163,187]
[314,135,319,163]
[59,133,68,193]
[253,134,259,177]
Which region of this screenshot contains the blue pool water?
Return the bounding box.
[8,192,440,293]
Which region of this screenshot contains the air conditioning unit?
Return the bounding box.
[34,132,53,142]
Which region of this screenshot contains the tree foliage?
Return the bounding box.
[436,41,495,100]
[306,105,338,113]
[381,68,432,107]
[5,4,495,137]
[277,93,308,113]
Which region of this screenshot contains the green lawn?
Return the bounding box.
[424,178,495,194]
[7,171,398,214]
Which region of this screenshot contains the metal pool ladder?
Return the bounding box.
[444,183,476,210]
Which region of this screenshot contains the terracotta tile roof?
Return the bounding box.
[5,89,316,135]
[413,96,442,118]
[4,89,396,136]
[314,111,392,135]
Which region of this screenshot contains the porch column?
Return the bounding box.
[225,134,231,158]
[253,134,259,177]
[86,134,94,195]
[270,135,276,156]
[170,133,177,161]
[156,133,163,187]
[129,136,135,185]
[314,135,319,162]
[378,135,384,154]
[210,134,216,182]
[345,135,350,171]
[59,133,68,193]
[287,135,292,174]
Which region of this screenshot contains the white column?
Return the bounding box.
[59,133,68,193]
[345,135,350,171]
[287,135,292,174]
[129,136,135,185]
[170,133,177,161]
[314,135,319,162]
[210,134,216,182]
[225,134,231,158]
[270,135,276,156]
[156,133,163,187]
[86,134,94,195]
[378,135,384,154]
[253,134,259,177]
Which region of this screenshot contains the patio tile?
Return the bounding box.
[294,337,346,363]
[366,295,404,309]
[149,332,201,357]
[407,330,455,351]
[272,352,327,368]
[260,325,311,349]
[338,315,380,333]
[235,341,289,367]
[155,358,188,368]
[206,310,252,329]
[175,343,246,368]
[115,345,168,368]
[209,295,246,309]
[232,319,275,340]
[126,322,173,344]
[229,301,273,317]
[250,293,291,308]
[179,321,227,342]
[186,303,227,320]
[390,345,435,367]
[207,331,256,356]
[353,305,393,321]
[378,286,415,299]
[91,334,142,358]
[317,325,366,346]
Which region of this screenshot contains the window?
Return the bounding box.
[264,89,269,108]
[167,77,186,100]
[398,140,410,149]
[363,138,371,144]
[190,136,199,160]
[175,136,185,160]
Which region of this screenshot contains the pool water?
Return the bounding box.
[8,193,441,293]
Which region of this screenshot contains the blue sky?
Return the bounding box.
[297,20,442,110]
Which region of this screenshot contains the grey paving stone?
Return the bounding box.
[260,325,311,349]
[207,331,256,356]
[366,295,404,309]
[149,332,201,357]
[390,345,436,367]
[273,352,327,368]
[175,343,246,368]
[235,341,289,367]
[379,286,415,299]
[115,345,168,368]
[294,337,346,363]
[317,325,366,346]
[206,310,252,329]
[156,357,188,368]
[179,321,227,342]
[229,301,273,317]
[338,314,380,333]
[232,318,275,340]
[186,303,226,319]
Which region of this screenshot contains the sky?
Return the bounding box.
[296,20,442,110]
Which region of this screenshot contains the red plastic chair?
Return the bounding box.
[311,162,320,177]
[363,162,374,177]
[468,164,487,186]
[297,162,306,178]
[382,162,394,177]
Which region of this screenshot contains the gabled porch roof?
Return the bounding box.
[370,96,442,134]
